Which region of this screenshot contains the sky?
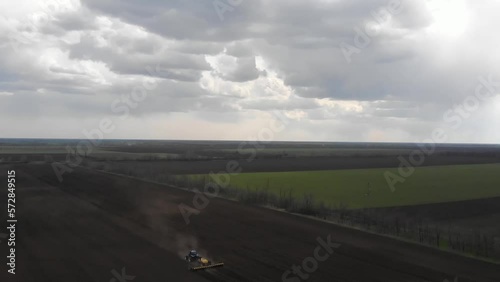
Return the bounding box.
[0,0,499,143]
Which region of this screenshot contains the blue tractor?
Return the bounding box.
[185,249,224,271]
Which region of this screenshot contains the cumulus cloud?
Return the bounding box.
[0,0,499,142]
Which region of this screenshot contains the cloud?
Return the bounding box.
[0,0,498,142]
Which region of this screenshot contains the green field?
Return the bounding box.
[187,163,500,209]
